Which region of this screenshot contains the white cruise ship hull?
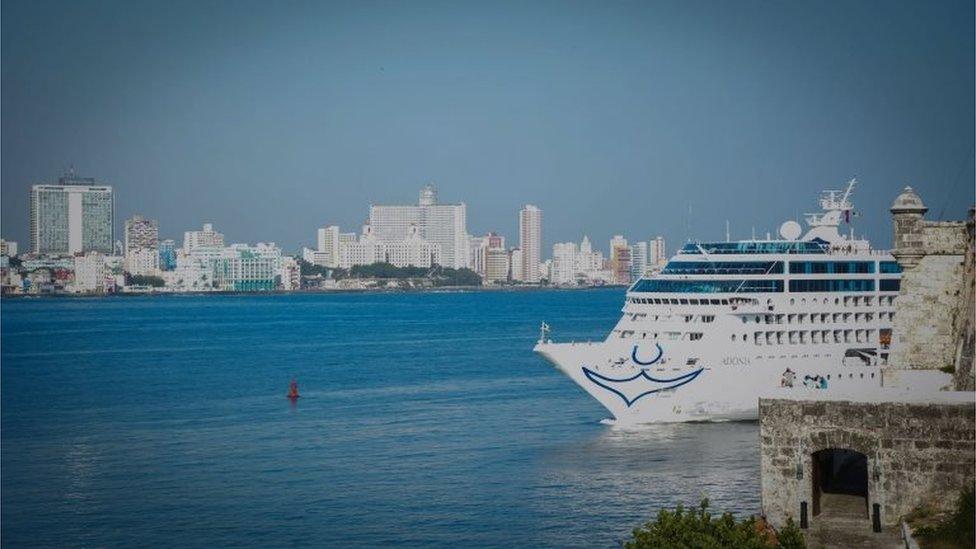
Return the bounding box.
[535,339,885,424]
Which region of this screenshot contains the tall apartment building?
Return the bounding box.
[519,205,542,283]
[649,236,667,269]
[630,241,648,281]
[1,239,18,257]
[183,223,224,253]
[552,242,578,285]
[213,243,282,292]
[610,235,631,285]
[30,171,114,255]
[124,215,159,275]
[369,184,468,269]
[510,248,524,282]
[158,239,177,271]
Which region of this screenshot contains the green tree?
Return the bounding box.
[626,499,804,549]
[128,274,165,287]
[914,486,975,548]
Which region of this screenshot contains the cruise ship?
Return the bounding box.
[534,180,902,423]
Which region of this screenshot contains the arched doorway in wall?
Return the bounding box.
[811,448,869,519]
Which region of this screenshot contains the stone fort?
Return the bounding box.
[759,187,975,543]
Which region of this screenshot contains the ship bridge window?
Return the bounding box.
[789,279,875,292]
[789,261,875,274]
[880,279,900,292]
[679,241,828,255]
[661,261,784,275]
[880,261,902,274]
[631,279,785,293]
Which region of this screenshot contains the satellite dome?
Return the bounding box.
[891,186,928,214]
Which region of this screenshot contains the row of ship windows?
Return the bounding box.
[628,311,894,324]
[741,312,895,324]
[628,295,897,307]
[619,329,882,345]
[661,261,902,275]
[632,279,901,293]
[744,329,882,346]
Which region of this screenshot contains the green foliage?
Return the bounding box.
[939,364,956,374]
[128,274,165,287]
[625,499,803,549]
[914,486,974,548]
[7,256,22,268]
[297,258,331,277]
[776,518,805,549]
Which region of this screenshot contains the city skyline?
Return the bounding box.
[2,1,973,253]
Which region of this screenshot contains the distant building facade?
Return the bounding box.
[1,239,18,257]
[183,223,224,253]
[158,239,177,271]
[369,184,468,269]
[124,215,159,276]
[213,243,282,292]
[519,205,542,283]
[30,171,114,255]
[610,235,631,285]
[629,241,648,281]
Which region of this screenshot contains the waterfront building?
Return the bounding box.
[315,225,341,268]
[630,241,648,282]
[369,184,468,269]
[468,235,487,277]
[1,239,18,257]
[124,215,159,275]
[158,239,177,271]
[213,243,282,292]
[279,256,300,291]
[510,248,524,282]
[649,236,667,271]
[183,223,224,253]
[551,242,578,286]
[30,170,114,255]
[485,247,510,285]
[72,252,108,293]
[609,235,631,284]
[380,225,441,268]
[519,205,542,283]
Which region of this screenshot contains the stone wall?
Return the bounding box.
[760,398,975,529]
[890,218,969,370]
[951,211,975,390]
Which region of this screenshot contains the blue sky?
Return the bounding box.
[2,0,973,254]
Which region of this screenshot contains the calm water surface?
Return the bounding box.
[2,289,759,547]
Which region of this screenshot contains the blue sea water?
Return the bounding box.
[1,289,759,548]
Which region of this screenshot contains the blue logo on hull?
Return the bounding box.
[582,344,703,407]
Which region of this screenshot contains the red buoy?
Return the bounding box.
[287,379,300,400]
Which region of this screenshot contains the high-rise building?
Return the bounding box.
[1,239,18,257]
[649,236,667,269]
[183,223,224,252]
[484,248,510,285]
[213,243,282,292]
[316,225,340,267]
[610,235,631,285]
[124,215,159,275]
[30,171,114,255]
[124,215,159,254]
[369,184,468,269]
[510,248,524,282]
[519,205,542,283]
[158,239,177,271]
[630,241,648,281]
[552,242,578,285]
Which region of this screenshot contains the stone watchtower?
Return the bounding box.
[890,186,928,269]
[888,186,970,370]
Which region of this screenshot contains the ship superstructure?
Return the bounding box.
[535,180,902,423]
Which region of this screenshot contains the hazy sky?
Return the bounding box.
[2,0,973,254]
